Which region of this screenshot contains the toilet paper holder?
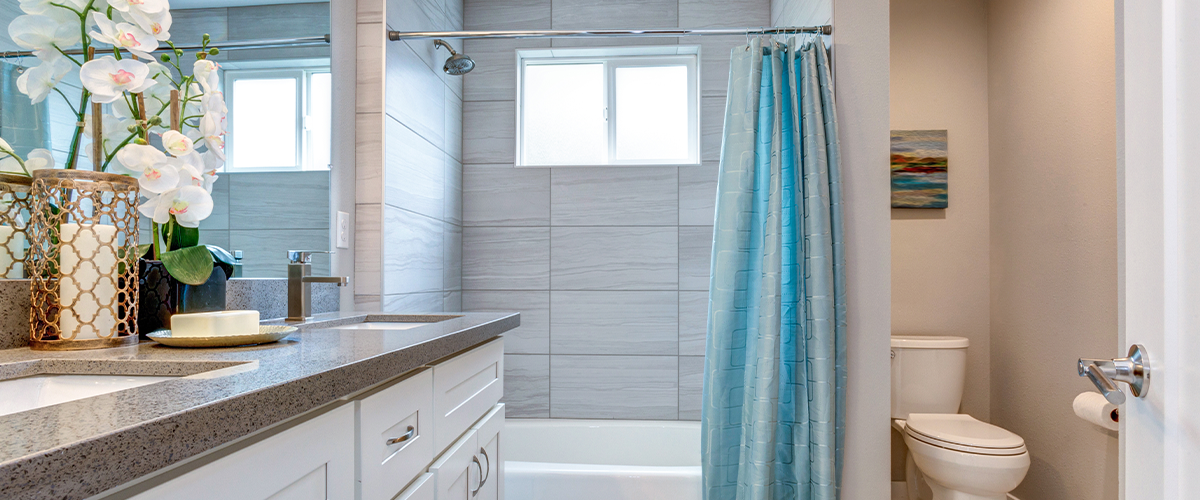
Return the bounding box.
[1078,344,1150,405]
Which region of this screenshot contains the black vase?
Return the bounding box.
[137,259,228,336]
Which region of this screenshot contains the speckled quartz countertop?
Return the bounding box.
[0,311,519,500]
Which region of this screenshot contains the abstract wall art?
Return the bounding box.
[891,129,948,208]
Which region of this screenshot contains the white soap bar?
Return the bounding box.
[170,310,260,337]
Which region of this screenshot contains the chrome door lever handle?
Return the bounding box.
[1078,344,1150,405]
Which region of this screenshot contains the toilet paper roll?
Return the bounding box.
[1073,392,1119,431]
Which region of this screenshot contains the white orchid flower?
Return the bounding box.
[16,58,72,104]
[139,185,213,228]
[197,113,225,160]
[107,0,167,15]
[24,149,54,171]
[85,113,137,155]
[79,56,156,104]
[116,144,179,193]
[20,0,88,15]
[200,91,227,121]
[193,59,220,92]
[120,7,171,41]
[89,12,159,60]
[0,157,25,175]
[0,138,13,155]
[201,148,223,174]
[161,130,194,157]
[8,15,77,62]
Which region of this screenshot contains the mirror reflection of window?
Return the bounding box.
[225,68,332,172]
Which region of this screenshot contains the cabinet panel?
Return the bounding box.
[432,339,504,451]
[472,405,504,500]
[428,428,479,500]
[396,473,435,500]
[132,405,355,500]
[359,369,435,500]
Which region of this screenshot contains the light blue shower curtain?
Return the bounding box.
[701,36,846,500]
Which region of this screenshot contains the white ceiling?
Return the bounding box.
[170,0,323,9]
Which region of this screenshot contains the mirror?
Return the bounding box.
[0,0,333,279]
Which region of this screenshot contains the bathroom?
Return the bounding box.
[0,0,1190,498]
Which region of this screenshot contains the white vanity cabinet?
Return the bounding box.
[121,338,505,500]
[130,404,356,500]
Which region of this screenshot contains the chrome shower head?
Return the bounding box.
[433,39,474,76]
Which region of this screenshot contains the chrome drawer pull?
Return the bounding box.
[471,455,484,496]
[386,425,415,446]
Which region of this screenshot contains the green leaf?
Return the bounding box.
[206,245,236,279]
[160,245,215,285]
[161,222,199,251]
[137,243,153,260]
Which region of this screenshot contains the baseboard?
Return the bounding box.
[891,481,907,500]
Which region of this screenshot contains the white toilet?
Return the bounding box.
[891,336,1030,500]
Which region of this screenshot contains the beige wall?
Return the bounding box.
[987,0,1118,498]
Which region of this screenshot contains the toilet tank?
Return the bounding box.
[891,336,969,419]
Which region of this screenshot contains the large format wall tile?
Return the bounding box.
[504,354,551,417]
[550,0,677,30]
[463,39,551,102]
[678,0,769,28]
[550,291,678,355]
[464,291,550,354]
[386,43,447,152]
[200,176,230,231]
[550,167,678,226]
[385,117,446,220]
[443,223,463,291]
[356,112,384,205]
[463,101,516,164]
[445,157,464,225]
[384,207,445,295]
[229,172,330,231]
[678,291,708,356]
[550,227,678,290]
[463,227,551,289]
[701,96,725,162]
[678,356,704,420]
[445,93,463,161]
[387,0,457,72]
[356,204,382,296]
[464,166,551,226]
[383,292,445,312]
[551,355,678,419]
[679,225,714,291]
[465,0,552,30]
[679,162,719,225]
[230,229,330,278]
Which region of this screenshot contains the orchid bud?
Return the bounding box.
[149,116,163,126]
[134,138,148,145]
[175,49,183,57]
[203,34,211,44]
[127,125,139,134]
[160,54,171,62]
[209,48,219,56]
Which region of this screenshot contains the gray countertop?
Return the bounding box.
[0,311,519,500]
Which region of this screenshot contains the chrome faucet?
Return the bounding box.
[287,250,349,321]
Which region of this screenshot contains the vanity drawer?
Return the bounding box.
[358,369,435,500]
[396,473,435,500]
[431,338,504,451]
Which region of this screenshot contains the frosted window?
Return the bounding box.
[614,65,689,161]
[306,72,332,170]
[522,64,606,166]
[231,78,298,169]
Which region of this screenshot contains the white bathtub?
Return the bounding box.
[504,419,702,500]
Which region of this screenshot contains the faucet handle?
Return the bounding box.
[288,250,334,264]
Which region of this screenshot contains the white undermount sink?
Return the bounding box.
[0,374,177,417]
[332,322,432,331]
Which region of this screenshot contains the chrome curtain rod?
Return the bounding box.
[388,25,832,41]
[0,35,331,60]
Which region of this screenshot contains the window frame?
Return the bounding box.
[223,66,332,173]
[515,46,701,168]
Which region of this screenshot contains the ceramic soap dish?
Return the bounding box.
[148,325,298,348]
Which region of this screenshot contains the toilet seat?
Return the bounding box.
[904,414,1027,456]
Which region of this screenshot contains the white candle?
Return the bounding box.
[58,223,119,340]
[0,225,24,279]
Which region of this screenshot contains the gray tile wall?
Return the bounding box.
[460,0,769,420]
[355,0,464,312]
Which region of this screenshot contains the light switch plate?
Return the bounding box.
[336,211,350,249]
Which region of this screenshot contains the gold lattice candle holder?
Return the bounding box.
[28,170,140,350]
[0,173,33,279]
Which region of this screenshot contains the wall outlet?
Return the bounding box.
[336,211,350,249]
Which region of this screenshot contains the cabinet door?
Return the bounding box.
[396,473,436,500]
[471,405,504,500]
[359,369,435,500]
[432,339,503,451]
[428,428,478,500]
[132,405,355,500]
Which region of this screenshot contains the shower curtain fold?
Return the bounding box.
[701,36,845,500]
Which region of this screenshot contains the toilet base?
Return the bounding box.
[927,482,1007,500]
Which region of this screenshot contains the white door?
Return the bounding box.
[1119,0,1200,498]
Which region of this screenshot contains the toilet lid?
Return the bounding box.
[905,414,1026,456]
